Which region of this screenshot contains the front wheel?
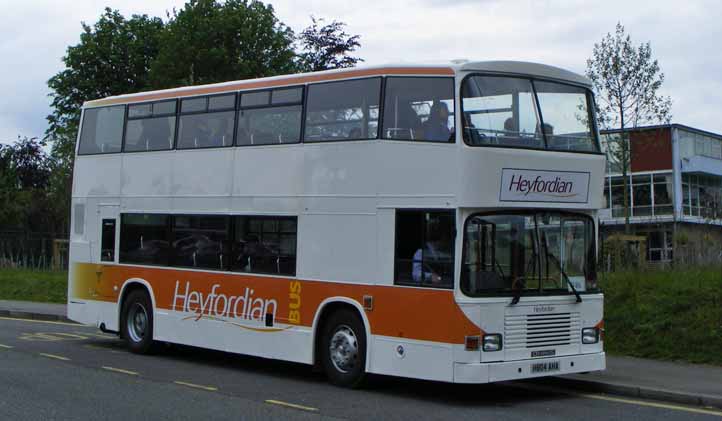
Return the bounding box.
[120,290,155,354]
[321,309,367,388]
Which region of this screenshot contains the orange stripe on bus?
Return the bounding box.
[70,262,479,344]
[85,67,455,107]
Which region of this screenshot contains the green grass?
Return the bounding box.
[0,268,68,303]
[600,268,722,366]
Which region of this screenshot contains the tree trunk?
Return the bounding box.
[619,108,631,234]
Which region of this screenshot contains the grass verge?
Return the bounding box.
[600,268,722,366]
[0,268,67,303]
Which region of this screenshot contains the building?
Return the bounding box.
[599,124,722,265]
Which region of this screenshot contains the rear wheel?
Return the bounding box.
[120,289,155,354]
[321,309,367,388]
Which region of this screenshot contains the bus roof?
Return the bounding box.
[84,60,591,108]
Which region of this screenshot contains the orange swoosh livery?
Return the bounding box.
[70,262,479,344]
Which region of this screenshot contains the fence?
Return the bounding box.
[0,231,68,270]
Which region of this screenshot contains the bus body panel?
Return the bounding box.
[68,61,606,384]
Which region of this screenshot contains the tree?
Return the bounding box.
[149,0,297,88]
[47,9,165,155]
[586,22,672,232]
[296,16,363,72]
[0,137,56,232]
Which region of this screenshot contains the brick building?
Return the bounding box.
[599,124,722,264]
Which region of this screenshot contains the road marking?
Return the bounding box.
[102,366,139,376]
[0,344,14,349]
[74,331,115,339]
[0,316,79,326]
[173,381,218,392]
[39,353,70,361]
[578,392,722,417]
[265,399,319,412]
[20,332,88,342]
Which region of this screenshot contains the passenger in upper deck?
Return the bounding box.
[422,102,452,142]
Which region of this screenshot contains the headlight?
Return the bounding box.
[482,334,502,351]
[582,327,600,344]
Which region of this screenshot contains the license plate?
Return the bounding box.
[531,360,560,373]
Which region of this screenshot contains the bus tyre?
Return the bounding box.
[321,309,367,388]
[120,290,155,354]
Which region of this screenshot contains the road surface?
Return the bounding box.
[0,316,719,420]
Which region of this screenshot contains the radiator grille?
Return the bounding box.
[504,312,580,350]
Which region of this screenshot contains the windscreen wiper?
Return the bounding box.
[546,251,583,303]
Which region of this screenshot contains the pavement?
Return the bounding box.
[1,299,720,411]
[0,300,70,323]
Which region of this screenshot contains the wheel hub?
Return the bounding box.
[127,302,148,343]
[329,325,358,373]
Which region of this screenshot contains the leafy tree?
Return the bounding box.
[41,3,364,236]
[0,137,57,232]
[296,16,362,72]
[586,22,672,232]
[149,0,297,88]
[47,8,164,144]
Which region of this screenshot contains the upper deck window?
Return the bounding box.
[124,100,177,152]
[78,106,125,155]
[534,81,597,152]
[382,77,455,142]
[304,78,381,142]
[177,94,235,149]
[236,87,303,146]
[461,75,599,153]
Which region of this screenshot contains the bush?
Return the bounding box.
[600,268,722,365]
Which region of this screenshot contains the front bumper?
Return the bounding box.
[453,352,606,383]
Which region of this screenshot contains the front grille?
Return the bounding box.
[504,312,580,350]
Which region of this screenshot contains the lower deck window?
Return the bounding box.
[120,214,170,265]
[232,216,297,276]
[172,215,230,270]
[395,210,455,289]
[118,213,297,276]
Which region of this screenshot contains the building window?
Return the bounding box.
[632,175,652,217]
[610,176,626,218]
[382,77,455,142]
[394,210,455,289]
[124,100,177,152]
[120,214,170,265]
[640,229,673,263]
[304,78,381,142]
[653,174,673,215]
[231,216,297,276]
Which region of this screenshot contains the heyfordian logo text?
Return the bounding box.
[172,281,277,322]
[499,169,590,203]
[509,175,575,196]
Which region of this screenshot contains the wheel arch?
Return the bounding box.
[311,297,372,371]
[117,277,157,329]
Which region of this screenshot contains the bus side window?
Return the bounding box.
[394,210,455,289]
[383,77,455,142]
[101,219,116,262]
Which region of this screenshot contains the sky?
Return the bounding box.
[1,0,721,146]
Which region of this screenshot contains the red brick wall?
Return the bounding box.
[630,127,672,172]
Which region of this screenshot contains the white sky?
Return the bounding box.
[1,0,721,145]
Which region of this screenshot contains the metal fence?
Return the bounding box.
[0,231,68,270]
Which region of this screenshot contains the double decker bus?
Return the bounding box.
[68,60,605,387]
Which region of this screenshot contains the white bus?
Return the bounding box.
[68,60,605,387]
